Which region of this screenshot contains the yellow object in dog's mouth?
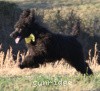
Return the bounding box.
[25,34,35,44]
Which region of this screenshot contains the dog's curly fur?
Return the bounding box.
[10,9,93,75]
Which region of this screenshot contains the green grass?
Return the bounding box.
[0,72,100,91]
[0,0,100,91]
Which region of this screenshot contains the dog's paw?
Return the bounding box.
[18,64,25,69]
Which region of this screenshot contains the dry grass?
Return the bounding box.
[0,43,100,76]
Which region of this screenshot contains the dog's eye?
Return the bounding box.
[15,28,19,31]
[19,29,22,33]
[15,28,22,33]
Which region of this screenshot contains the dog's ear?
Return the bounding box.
[30,9,35,17]
[20,9,30,18]
[18,9,35,25]
[28,9,35,22]
[29,9,35,19]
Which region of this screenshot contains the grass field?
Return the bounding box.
[0,63,100,91]
[1,61,100,91]
[0,0,100,91]
[0,44,100,91]
[0,73,100,91]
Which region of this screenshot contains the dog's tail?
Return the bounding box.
[71,20,81,38]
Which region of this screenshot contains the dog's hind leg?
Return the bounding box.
[65,58,93,75]
[72,61,93,75]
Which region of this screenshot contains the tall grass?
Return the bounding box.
[0,43,99,76]
[0,1,100,90]
[0,68,100,91]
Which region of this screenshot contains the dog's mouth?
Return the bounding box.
[15,36,21,44]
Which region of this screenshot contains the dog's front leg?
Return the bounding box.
[18,55,39,69]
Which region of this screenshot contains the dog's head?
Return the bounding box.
[10,9,35,44]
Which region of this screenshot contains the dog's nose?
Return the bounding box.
[10,31,15,37]
[10,33,13,37]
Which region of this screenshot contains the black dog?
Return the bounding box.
[10,9,93,75]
